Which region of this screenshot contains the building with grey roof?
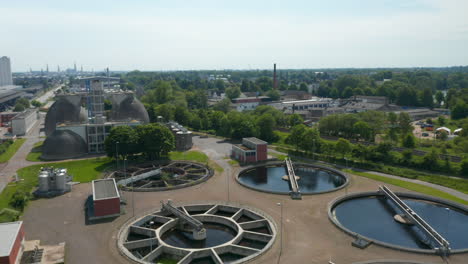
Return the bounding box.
[0,221,24,264]
[90,179,121,220]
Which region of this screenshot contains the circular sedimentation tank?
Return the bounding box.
[118,202,277,264]
[237,161,348,195]
[110,161,213,192]
[329,192,468,254]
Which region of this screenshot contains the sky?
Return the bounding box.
[1,0,467,72]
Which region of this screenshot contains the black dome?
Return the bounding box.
[109,96,149,123]
[44,97,86,136]
[41,130,88,160]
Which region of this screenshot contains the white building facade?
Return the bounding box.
[0,57,13,87]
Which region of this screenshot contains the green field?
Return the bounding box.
[0,138,26,163]
[169,151,223,173]
[26,141,44,162]
[169,151,209,163]
[345,169,468,206]
[0,157,113,222]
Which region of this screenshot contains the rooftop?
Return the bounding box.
[92,179,119,200]
[244,137,267,145]
[0,221,22,257]
[13,109,36,120]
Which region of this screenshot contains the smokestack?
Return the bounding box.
[273,63,277,90]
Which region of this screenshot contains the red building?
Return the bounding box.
[0,112,18,127]
[231,137,268,163]
[0,221,25,264]
[91,179,121,220]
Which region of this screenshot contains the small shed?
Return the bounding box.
[0,221,24,264]
[91,179,121,219]
[454,128,463,135]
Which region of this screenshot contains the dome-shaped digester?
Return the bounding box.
[109,95,149,123]
[41,129,88,160]
[44,95,85,136]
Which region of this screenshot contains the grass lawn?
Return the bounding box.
[228,159,239,166]
[26,141,44,162]
[0,157,113,222]
[169,151,223,173]
[0,138,27,163]
[268,151,287,161]
[169,151,208,163]
[345,169,468,206]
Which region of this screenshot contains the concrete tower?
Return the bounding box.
[273,63,278,90]
[0,56,13,87]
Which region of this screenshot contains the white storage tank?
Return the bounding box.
[38,174,49,192]
[56,173,66,191]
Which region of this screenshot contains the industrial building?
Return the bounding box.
[90,179,121,220]
[41,78,149,160]
[11,109,37,136]
[167,121,193,151]
[0,221,25,264]
[231,137,268,163]
[36,167,73,197]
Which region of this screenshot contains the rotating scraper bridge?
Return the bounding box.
[378,185,451,255]
[110,161,213,191]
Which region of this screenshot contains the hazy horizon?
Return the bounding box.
[2,0,468,72]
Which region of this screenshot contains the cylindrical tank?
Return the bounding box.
[56,173,66,191]
[39,174,49,192]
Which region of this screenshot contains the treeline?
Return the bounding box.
[319,111,413,144]
[104,123,174,160]
[286,124,468,177]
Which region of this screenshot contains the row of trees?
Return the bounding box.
[104,124,175,160]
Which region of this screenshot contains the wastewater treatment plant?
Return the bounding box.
[118,201,276,264]
[109,161,213,191]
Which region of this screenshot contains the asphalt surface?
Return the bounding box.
[20,135,468,264]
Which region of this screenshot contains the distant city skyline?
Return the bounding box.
[1,0,467,72]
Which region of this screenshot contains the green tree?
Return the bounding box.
[435,91,444,106]
[136,123,175,160]
[398,112,413,135]
[225,86,241,100]
[461,159,468,178]
[13,104,25,112]
[104,126,139,158]
[353,121,373,141]
[299,83,308,92]
[401,149,413,165]
[421,148,439,170]
[335,138,351,158]
[31,100,42,108]
[402,133,416,148]
[286,124,306,150]
[288,114,304,127]
[256,114,277,142]
[231,119,256,139]
[437,116,446,126]
[213,98,231,113]
[300,128,321,153]
[420,88,434,108]
[10,190,31,211]
[451,101,468,119]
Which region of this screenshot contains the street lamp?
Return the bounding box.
[115,141,119,170]
[276,202,283,264]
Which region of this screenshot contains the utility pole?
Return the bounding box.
[276,202,283,264]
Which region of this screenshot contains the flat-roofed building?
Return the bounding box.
[231,137,267,163]
[91,179,121,220]
[0,221,25,264]
[11,109,37,136]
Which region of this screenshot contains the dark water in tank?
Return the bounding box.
[333,197,468,250]
[238,166,346,194]
[161,222,236,248]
